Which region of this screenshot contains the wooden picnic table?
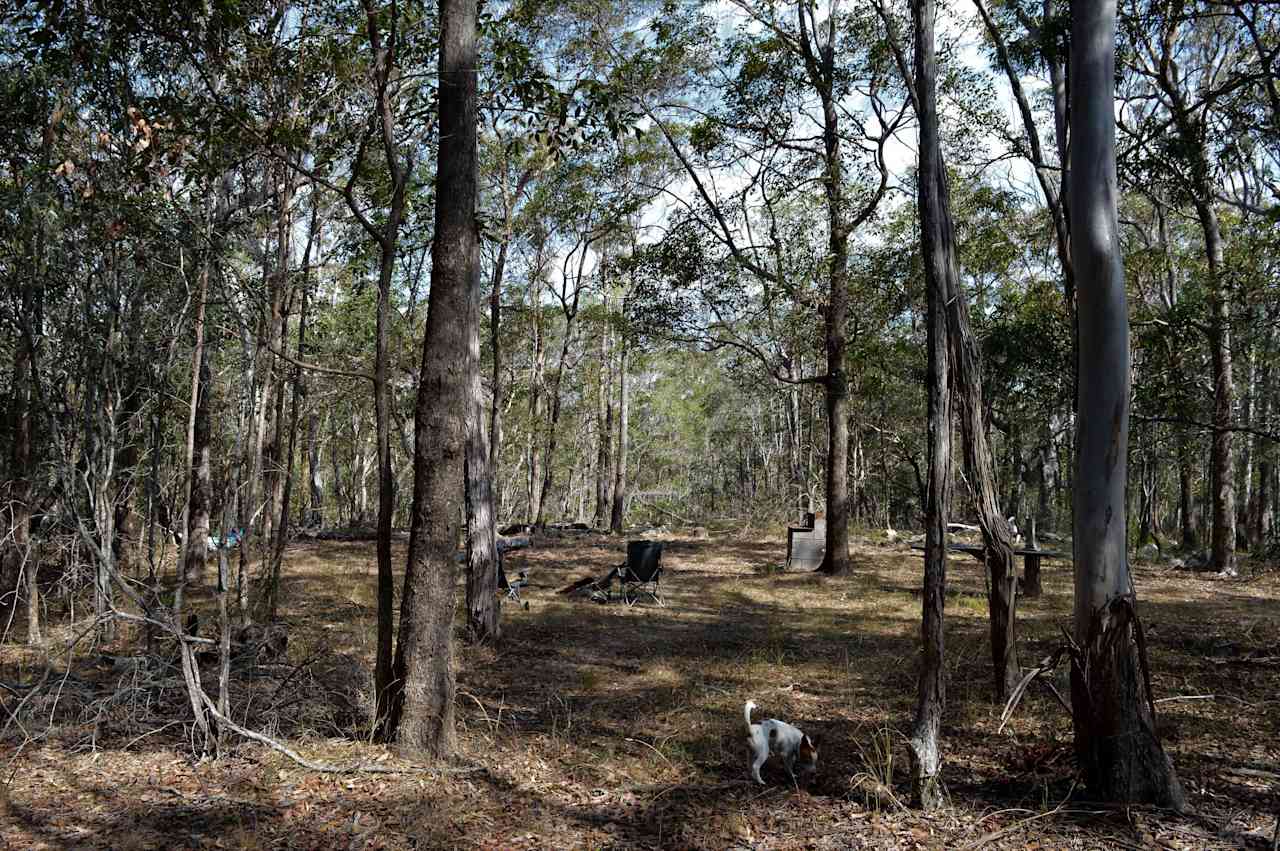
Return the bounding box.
[911,542,1065,597]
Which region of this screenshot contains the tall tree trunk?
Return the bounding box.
[1151,49,1236,572]
[184,341,213,584]
[6,328,36,643]
[1178,436,1198,550]
[489,235,507,524]
[183,251,212,586]
[1069,0,1184,807]
[5,90,54,644]
[465,241,500,644]
[1237,341,1255,549]
[307,410,324,527]
[818,208,851,571]
[1200,196,1236,574]
[372,240,397,733]
[909,0,951,808]
[610,329,629,533]
[527,274,545,524]
[386,0,477,757]
[536,293,581,526]
[266,199,319,621]
[595,301,614,528]
[1250,342,1272,545]
[262,171,295,555]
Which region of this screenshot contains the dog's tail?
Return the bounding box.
[743,700,757,732]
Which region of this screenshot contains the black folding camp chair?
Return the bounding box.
[618,540,664,606]
[497,557,529,604]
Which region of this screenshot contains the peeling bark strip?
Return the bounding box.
[941,152,1018,703]
[1068,0,1183,808]
[386,0,477,759]
[1070,597,1184,807]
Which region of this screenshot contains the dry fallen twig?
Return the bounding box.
[198,689,484,777]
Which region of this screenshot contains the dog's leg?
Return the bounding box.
[750,745,768,785]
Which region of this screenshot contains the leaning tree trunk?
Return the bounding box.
[944,265,1019,699]
[386,0,477,757]
[909,0,952,808]
[1068,0,1185,808]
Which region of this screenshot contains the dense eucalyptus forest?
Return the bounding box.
[2,0,1279,846]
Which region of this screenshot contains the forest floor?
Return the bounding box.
[2,527,1279,849]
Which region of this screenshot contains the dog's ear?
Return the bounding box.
[801,734,817,752]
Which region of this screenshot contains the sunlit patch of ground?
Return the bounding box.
[2,530,1277,849]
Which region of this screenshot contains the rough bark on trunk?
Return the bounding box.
[1200,195,1236,575]
[489,236,506,523]
[386,0,476,758]
[909,0,951,808]
[373,237,398,733]
[464,245,500,644]
[1069,0,1184,807]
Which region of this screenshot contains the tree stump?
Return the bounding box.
[1024,553,1042,598]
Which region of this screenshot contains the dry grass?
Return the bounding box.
[2,530,1278,849]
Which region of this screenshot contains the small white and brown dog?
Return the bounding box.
[743,700,818,786]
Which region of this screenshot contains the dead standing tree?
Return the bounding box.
[908,0,951,809]
[878,0,1019,701]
